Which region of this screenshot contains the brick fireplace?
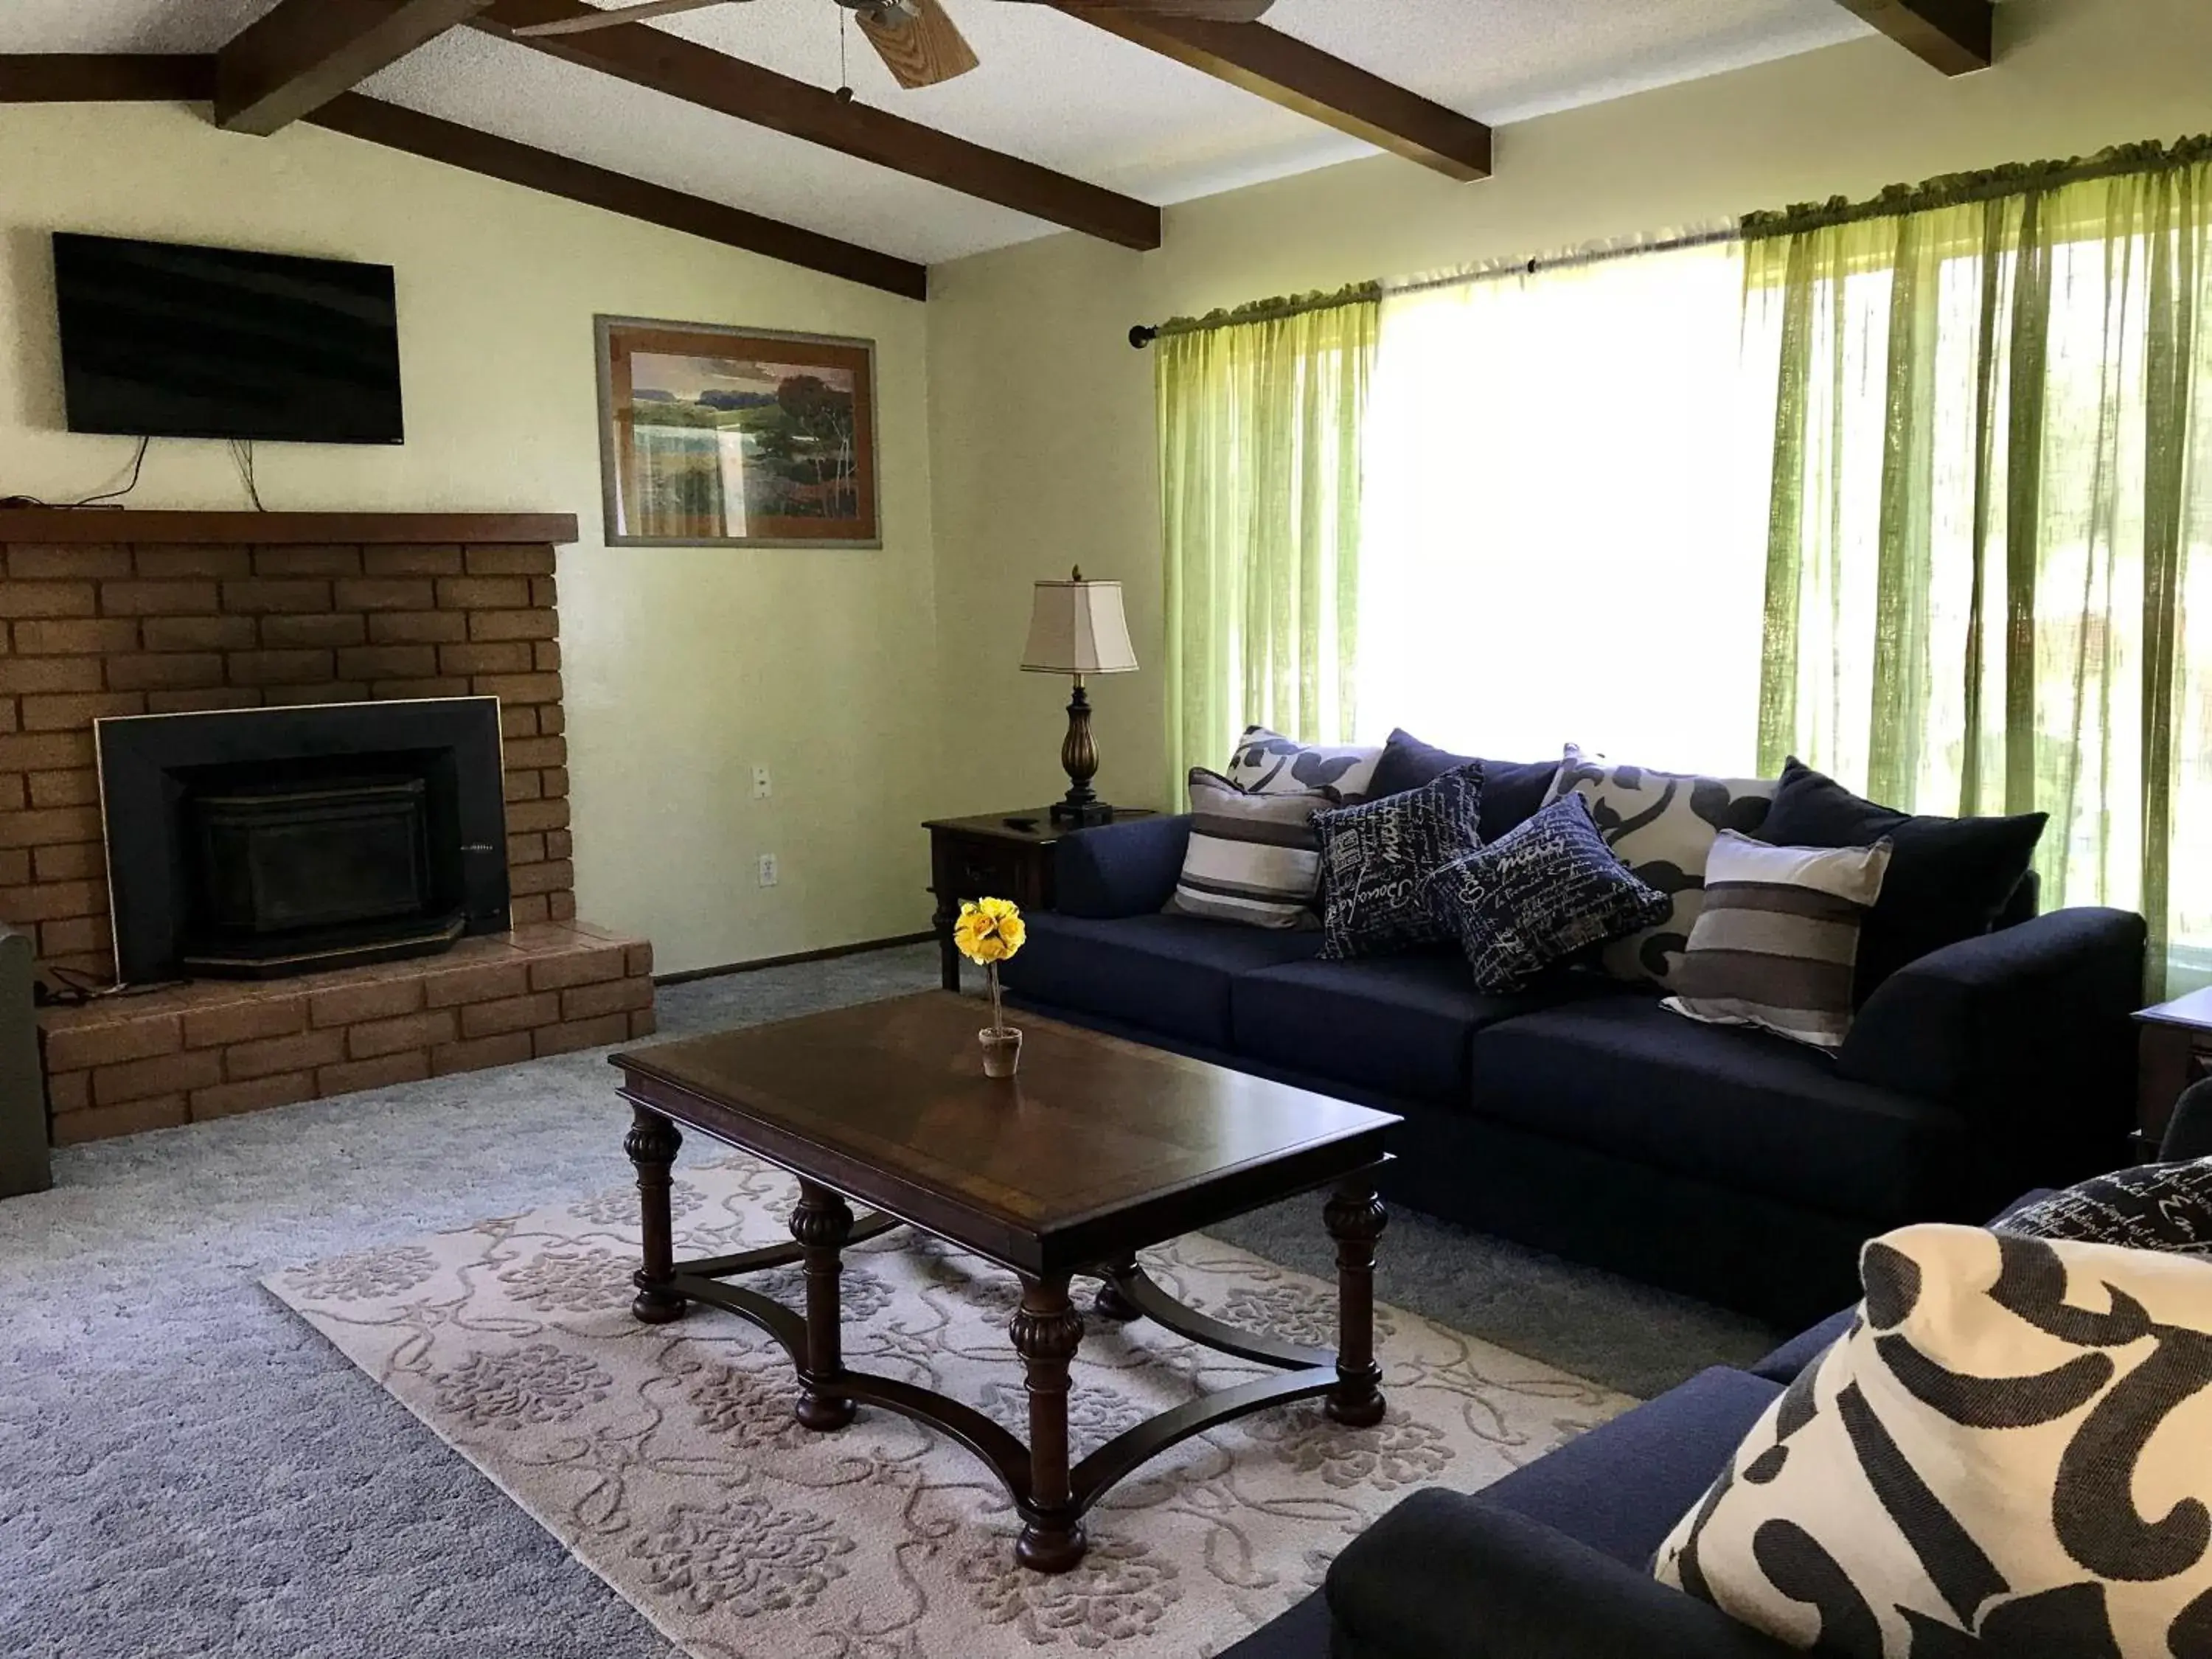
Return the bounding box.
[0,509,654,1146]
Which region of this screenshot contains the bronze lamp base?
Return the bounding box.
[1051,678,1115,826]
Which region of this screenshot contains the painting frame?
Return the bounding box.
[594,315,882,550]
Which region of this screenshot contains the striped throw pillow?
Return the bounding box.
[1663,830,1893,1050]
[1165,768,1334,930]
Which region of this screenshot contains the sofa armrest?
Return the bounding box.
[1053,815,1191,919]
[2160,1077,2212,1161]
[1326,1490,1797,1659]
[1836,907,2146,1193]
[0,924,49,1200]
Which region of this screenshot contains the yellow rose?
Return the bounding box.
[953,897,1026,966]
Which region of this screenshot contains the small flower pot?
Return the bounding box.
[978,1025,1023,1079]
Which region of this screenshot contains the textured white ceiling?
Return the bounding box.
[0,0,1873,266]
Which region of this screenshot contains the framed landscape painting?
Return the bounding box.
[595,316,880,549]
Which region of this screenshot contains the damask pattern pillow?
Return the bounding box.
[1998,1159,2212,1256]
[1654,1223,2212,1658]
[1227,726,1384,804]
[1542,743,1778,992]
[1423,793,1669,994]
[1164,768,1332,930]
[1312,762,1484,960]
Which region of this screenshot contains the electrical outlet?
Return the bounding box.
[757,853,779,888]
[752,765,771,799]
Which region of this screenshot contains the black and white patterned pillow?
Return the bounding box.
[1998,1159,2212,1256]
[1228,726,1384,804]
[1543,744,1778,992]
[1655,1223,2212,1657]
[1312,762,1484,961]
[1423,793,1669,994]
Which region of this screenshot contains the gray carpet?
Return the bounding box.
[0,945,1781,1659]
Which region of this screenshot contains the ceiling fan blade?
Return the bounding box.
[1020,0,1275,20]
[511,0,737,38]
[856,0,980,89]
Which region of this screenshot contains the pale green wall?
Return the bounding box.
[923,0,2212,820]
[8,0,2206,973]
[0,102,937,974]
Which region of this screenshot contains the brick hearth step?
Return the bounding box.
[39,922,654,1145]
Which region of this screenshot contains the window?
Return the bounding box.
[1356,239,1774,774]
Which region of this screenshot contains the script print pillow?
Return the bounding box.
[1543,743,1776,991]
[1654,1223,2212,1657]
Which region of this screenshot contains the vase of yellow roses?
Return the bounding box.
[955,897,1027,1078]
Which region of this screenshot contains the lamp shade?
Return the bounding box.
[1020,572,1139,675]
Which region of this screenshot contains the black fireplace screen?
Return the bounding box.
[97,700,510,984]
[195,776,434,937]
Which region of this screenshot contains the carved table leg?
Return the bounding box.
[1012,1274,1087,1573]
[1324,1180,1387,1427]
[627,1106,686,1326]
[1092,1255,1141,1322]
[791,1181,857,1432]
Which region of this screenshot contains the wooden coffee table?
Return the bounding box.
[610,991,1399,1574]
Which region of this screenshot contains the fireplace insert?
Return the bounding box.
[97,699,510,984]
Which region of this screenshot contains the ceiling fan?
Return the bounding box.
[510,0,1276,91]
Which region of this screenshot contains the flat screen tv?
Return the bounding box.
[52,233,404,445]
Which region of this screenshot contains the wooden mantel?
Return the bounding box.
[0,509,579,545]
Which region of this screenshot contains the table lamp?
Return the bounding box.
[1021,567,1139,827]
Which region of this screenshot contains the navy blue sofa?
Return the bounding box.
[1211,1093,2212,1659]
[1001,813,2147,1326]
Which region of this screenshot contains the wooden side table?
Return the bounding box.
[923,808,1155,992]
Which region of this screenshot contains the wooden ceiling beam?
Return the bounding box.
[1062,9,1489,182]
[0,54,215,102]
[476,0,1161,249]
[215,0,498,136]
[1832,0,1992,75]
[0,58,922,298]
[307,94,928,297]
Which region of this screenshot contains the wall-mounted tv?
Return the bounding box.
[52,233,405,446]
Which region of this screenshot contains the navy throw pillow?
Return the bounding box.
[1997,1159,2212,1256]
[1313,762,1484,961]
[1756,758,2047,1004]
[1368,728,1559,842]
[1424,793,1669,994]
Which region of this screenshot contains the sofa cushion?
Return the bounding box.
[1227,725,1383,803]
[1313,762,1483,961]
[1997,1158,2212,1256]
[1665,831,1894,1051]
[1427,794,1672,993]
[1655,1225,2212,1656]
[1469,995,1968,1221]
[1366,728,1559,842]
[1166,769,1332,931]
[999,911,1322,1048]
[1479,1366,1783,1567]
[1756,757,2048,1005]
[1544,744,1780,992]
[1233,952,1611,1104]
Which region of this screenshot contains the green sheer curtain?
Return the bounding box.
[1752,142,2212,993]
[1156,291,1378,805]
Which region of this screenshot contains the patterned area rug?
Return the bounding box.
[267,1150,1630,1658]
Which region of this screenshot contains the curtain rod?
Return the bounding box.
[1127,228,1737,348]
[1128,131,2212,348]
